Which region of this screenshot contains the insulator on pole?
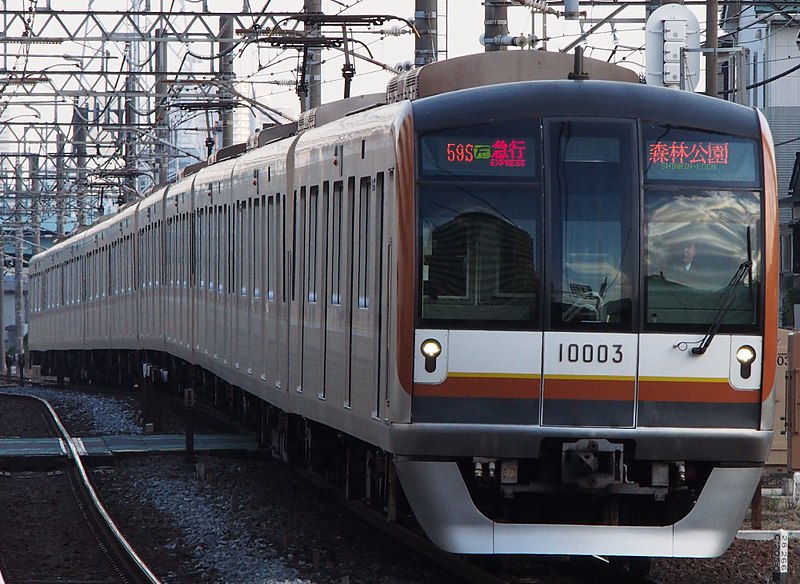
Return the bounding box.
[480,34,529,48]
[510,0,557,15]
[380,25,408,36]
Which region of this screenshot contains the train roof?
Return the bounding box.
[411,79,761,138]
[33,51,757,263]
[241,50,639,148]
[386,50,639,102]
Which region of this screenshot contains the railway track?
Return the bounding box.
[0,385,712,583]
[0,390,784,584]
[0,392,160,584]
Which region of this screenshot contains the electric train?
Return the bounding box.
[29,50,778,561]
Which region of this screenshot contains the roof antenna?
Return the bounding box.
[568,46,590,80]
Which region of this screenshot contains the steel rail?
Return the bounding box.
[11,392,162,584]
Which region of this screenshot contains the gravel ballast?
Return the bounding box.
[4,384,800,583]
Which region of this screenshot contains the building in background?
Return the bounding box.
[721,3,800,323]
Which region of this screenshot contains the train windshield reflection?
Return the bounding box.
[418,184,541,328]
[644,190,761,329]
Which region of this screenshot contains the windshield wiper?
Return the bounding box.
[691,228,753,356]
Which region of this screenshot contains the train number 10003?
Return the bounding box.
[558,343,623,364]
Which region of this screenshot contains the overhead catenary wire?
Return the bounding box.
[0,0,798,231]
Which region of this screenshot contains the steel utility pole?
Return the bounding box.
[124,70,138,203]
[484,0,509,52]
[155,29,169,184]
[29,155,40,255]
[55,131,66,237]
[706,0,719,97]
[13,164,24,362]
[303,0,323,111]
[73,104,88,228]
[415,0,437,65]
[219,16,235,147]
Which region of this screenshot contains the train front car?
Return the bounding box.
[391,80,778,559]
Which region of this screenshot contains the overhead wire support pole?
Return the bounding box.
[415,0,437,64]
[303,0,323,111]
[72,103,88,228]
[483,0,509,52]
[55,130,65,236]
[13,163,24,366]
[124,63,138,204]
[29,153,40,254]
[155,28,169,185]
[706,0,719,98]
[219,15,235,148]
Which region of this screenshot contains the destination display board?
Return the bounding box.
[419,134,537,180]
[643,126,760,186]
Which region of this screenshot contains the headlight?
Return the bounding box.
[736,345,756,365]
[735,345,756,380]
[421,339,442,359]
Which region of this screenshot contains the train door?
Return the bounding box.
[223,203,232,367]
[265,193,286,396]
[288,187,306,400]
[248,195,262,380]
[302,184,328,400]
[193,206,202,360]
[148,225,155,342]
[200,208,209,361]
[211,204,221,361]
[256,194,267,383]
[165,217,176,347]
[541,119,638,428]
[155,214,166,347]
[325,179,354,409]
[277,192,290,398]
[233,199,247,372]
[349,174,385,419]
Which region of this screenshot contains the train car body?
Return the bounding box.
[29,51,778,560]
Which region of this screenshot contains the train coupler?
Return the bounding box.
[561,439,624,489]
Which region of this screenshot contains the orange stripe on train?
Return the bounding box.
[413,375,762,404]
[639,378,761,404]
[543,376,634,401]
[413,373,539,398]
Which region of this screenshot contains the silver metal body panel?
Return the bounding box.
[394,458,761,556]
[30,100,413,455]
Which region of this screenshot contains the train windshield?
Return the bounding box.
[415,119,763,333]
[643,124,762,331]
[417,123,541,329]
[546,120,637,331]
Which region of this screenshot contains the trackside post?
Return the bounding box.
[773,529,788,584]
[184,387,196,463]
